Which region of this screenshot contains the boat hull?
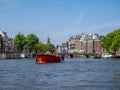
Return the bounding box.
[102,53,112,58]
[36,54,63,64]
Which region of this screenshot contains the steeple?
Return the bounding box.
[47,36,50,44]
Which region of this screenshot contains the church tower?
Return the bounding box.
[47,36,50,44]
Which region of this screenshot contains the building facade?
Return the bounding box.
[0,31,20,59]
[67,33,103,55]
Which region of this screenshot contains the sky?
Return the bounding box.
[0,0,120,45]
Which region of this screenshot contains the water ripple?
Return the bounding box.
[0,58,120,90]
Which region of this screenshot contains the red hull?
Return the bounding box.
[36,54,63,64]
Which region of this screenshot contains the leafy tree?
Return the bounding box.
[14,33,26,53]
[35,43,47,53]
[26,34,39,53]
[35,43,55,53]
[34,42,43,53]
[102,29,120,54]
[47,44,55,53]
[14,33,55,55]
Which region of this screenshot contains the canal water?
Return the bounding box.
[0,58,120,90]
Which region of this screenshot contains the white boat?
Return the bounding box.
[102,53,112,58]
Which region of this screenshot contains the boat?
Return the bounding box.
[102,53,112,58]
[94,54,101,59]
[111,55,120,58]
[36,54,64,64]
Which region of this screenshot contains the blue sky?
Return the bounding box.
[0,0,120,45]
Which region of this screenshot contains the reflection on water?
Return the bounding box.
[0,58,120,90]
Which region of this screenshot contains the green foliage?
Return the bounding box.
[102,28,120,54]
[34,42,41,53]
[47,44,55,53]
[26,34,39,53]
[35,43,55,53]
[14,33,55,54]
[14,33,26,53]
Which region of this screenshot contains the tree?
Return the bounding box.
[35,43,55,53]
[102,29,120,54]
[14,33,55,55]
[34,42,43,53]
[14,33,26,53]
[26,34,39,54]
[47,44,55,53]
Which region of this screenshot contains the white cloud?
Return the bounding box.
[49,20,120,45]
[80,21,120,35]
[88,21,120,30]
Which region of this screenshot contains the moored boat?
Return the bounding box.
[111,55,120,58]
[36,54,64,64]
[102,53,112,58]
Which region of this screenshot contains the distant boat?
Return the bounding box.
[94,54,101,59]
[36,54,64,64]
[102,53,112,58]
[111,55,120,58]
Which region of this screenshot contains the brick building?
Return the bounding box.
[67,33,103,55]
[0,31,20,59]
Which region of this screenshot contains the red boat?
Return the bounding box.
[36,54,64,64]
